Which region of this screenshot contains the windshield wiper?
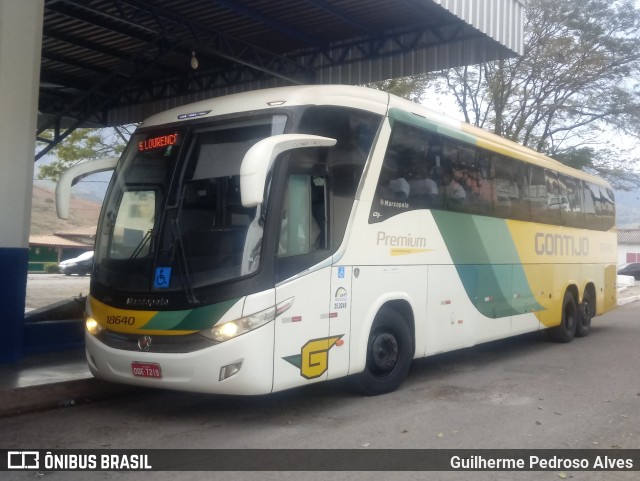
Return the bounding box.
[171,218,198,304]
[169,182,198,304]
[130,229,152,259]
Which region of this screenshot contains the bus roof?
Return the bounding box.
[387,93,612,189]
[139,85,390,127]
[140,84,612,190]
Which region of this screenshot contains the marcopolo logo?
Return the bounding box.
[126,297,169,308]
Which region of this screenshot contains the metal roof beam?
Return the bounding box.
[39,71,107,94]
[303,0,375,35]
[42,28,189,80]
[211,0,324,48]
[43,26,131,62]
[103,63,272,107]
[49,0,313,84]
[36,29,182,160]
[117,0,315,82]
[304,22,482,69]
[37,0,315,160]
[41,50,113,77]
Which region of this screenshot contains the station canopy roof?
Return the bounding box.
[37,0,524,160]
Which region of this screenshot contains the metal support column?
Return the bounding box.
[0,0,44,362]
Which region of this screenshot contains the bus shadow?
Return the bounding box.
[113,323,618,429]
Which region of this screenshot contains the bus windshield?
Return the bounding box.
[93,115,287,295]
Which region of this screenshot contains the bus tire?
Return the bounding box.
[576,289,594,338]
[351,307,413,396]
[547,291,578,343]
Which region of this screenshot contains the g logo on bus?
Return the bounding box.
[138,335,153,352]
[283,335,343,380]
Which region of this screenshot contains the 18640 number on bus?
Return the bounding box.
[106,315,135,325]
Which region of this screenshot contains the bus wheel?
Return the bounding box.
[352,307,413,396]
[548,291,578,343]
[576,290,594,338]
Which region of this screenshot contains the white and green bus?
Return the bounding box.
[58,85,617,395]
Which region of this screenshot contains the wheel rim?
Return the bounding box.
[582,300,590,321]
[580,298,592,327]
[370,331,399,376]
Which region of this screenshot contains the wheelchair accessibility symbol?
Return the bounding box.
[154,267,172,289]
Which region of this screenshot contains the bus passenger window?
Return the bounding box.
[442,140,467,211]
[407,151,439,208]
[443,165,466,208]
[455,143,492,216]
[544,170,562,225]
[493,155,529,221]
[377,152,410,201]
[585,182,615,230]
[559,174,585,228]
[527,165,548,224]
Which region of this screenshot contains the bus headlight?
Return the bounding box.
[200,298,293,343]
[86,317,103,336]
[200,306,275,342]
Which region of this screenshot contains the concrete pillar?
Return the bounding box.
[0,0,44,362]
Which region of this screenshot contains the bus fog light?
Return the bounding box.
[86,317,103,335]
[219,361,243,381]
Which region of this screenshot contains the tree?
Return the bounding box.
[426,0,640,188]
[37,126,135,182]
[367,76,430,103]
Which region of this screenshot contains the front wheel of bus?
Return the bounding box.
[352,308,413,396]
[547,291,577,343]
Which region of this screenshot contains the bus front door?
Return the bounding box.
[271,173,334,392]
[273,268,331,392]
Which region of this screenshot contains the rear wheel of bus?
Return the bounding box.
[352,307,413,396]
[576,286,595,338]
[547,290,578,343]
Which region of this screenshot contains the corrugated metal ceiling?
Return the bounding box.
[37,0,524,159]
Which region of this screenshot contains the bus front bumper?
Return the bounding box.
[84,322,275,395]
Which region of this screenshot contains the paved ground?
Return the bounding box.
[2,302,640,480]
[4,277,640,478]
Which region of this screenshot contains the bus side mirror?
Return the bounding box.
[56,157,119,219]
[240,134,336,207]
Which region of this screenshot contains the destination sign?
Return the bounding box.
[138,133,179,152]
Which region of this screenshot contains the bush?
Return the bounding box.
[45,263,61,274]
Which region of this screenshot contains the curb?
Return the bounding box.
[618,295,640,307]
[0,378,138,418]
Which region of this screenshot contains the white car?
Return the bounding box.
[59,251,94,276]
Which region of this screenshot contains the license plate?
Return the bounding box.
[131,362,162,378]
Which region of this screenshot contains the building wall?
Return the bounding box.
[619,244,640,266]
[28,246,91,272]
[28,245,58,272]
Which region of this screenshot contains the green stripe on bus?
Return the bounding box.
[431,211,543,318]
[142,297,241,331]
[388,108,477,145]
